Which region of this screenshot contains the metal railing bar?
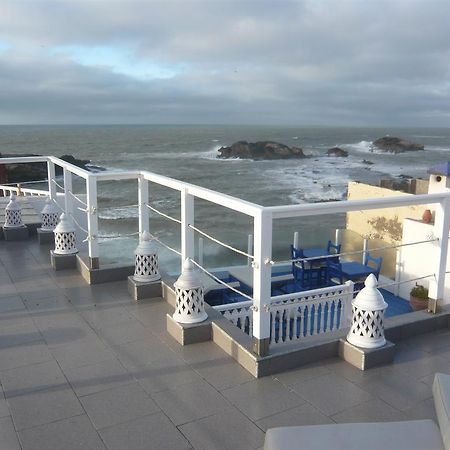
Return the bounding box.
[146,203,181,224]
[188,224,254,260]
[190,259,254,301]
[272,237,439,266]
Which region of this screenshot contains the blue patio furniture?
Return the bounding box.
[327,240,341,257]
[290,245,324,289]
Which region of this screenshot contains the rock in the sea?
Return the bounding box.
[326,147,348,157]
[362,159,374,165]
[217,141,305,160]
[0,153,105,183]
[372,136,424,153]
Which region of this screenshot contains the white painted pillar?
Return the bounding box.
[63,168,73,216]
[247,234,253,266]
[429,197,450,305]
[394,248,402,297]
[335,228,341,247]
[181,188,195,272]
[252,210,272,356]
[293,231,299,249]
[138,176,149,235]
[47,161,56,201]
[198,237,204,267]
[86,176,99,269]
[362,238,369,264]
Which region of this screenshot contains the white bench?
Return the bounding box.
[264,373,450,450]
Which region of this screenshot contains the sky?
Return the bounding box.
[0,0,449,126]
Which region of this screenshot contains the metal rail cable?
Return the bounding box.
[51,179,65,191]
[188,223,254,260]
[68,191,88,207]
[190,259,254,301]
[146,203,181,224]
[271,237,439,265]
[148,233,182,256]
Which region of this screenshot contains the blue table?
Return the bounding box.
[340,261,378,281]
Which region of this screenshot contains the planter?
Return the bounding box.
[410,295,428,311]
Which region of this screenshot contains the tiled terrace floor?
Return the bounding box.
[0,240,449,449]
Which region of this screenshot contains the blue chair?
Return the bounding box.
[326,259,344,285]
[327,240,341,257]
[365,254,383,279]
[290,245,323,289]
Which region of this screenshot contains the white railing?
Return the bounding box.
[269,281,354,346]
[214,300,253,334]
[0,155,449,355]
[0,185,48,197]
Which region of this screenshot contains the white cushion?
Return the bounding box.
[264,420,444,450]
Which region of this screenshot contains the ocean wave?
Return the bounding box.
[412,135,446,139]
[99,207,138,220]
[344,140,374,153]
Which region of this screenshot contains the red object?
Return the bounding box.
[422,209,432,224]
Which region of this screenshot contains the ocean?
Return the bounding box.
[1,125,450,272]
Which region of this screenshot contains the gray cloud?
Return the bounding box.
[0,0,450,125]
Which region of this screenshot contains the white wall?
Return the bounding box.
[399,218,450,303]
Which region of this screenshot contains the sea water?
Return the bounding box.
[1,125,450,272]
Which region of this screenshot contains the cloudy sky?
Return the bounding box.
[1,0,449,126]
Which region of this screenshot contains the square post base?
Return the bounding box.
[37,228,54,245]
[3,226,29,241]
[127,276,162,302]
[252,337,270,357]
[339,338,395,371]
[50,250,77,271]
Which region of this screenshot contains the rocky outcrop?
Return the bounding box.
[217,141,306,160]
[0,153,104,183]
[372,136,424,153]
[326,147,348,157]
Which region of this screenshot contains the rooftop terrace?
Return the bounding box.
[0,239,449,450]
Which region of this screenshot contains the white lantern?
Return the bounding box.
[173,258,207,324]
[53,213,78,255]
[4,193,24,228]
[133,231,161,282]
[40,198,59,231]
[347,274,387,349]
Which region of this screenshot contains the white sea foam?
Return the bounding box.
[99,207,138,220]
[345,140,374,153]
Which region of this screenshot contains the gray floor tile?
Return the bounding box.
[135,357,203,394]
[291,373,372,416]
[403,397,438,422]
[64,358,134,397]
[99,413,191,450]
[331,398,409,423]
[393,348,450,379]
[273,361,331,387]
[18,414,106,450]
[50,336,116,370]
[180,408,265,450]
[0,341,53,371]
[0,295,25,313]
[1,359,67,398]
[190,355,254,391]
[8,385,83,431]
[112,337,180,370]
[0,321,42,350]
[97,319,153,346]
[256,403,334,431]
[152,378,231,425]
[81,305,135,330]
[80,382,160,429]
[0,416,21,450]
[222,377,305,421]
[355,371,432,411]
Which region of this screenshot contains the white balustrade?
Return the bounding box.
[133,231,160,282]
[4,193,24,228]
[40,198,59,231]
[173,258,207,324]
[347,274,387,349]
[269,281,354,346]
[214,300,253,334]
[53,213,78,255]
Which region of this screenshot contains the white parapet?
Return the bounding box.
[347,274,387,349]
[173,258,207,324]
